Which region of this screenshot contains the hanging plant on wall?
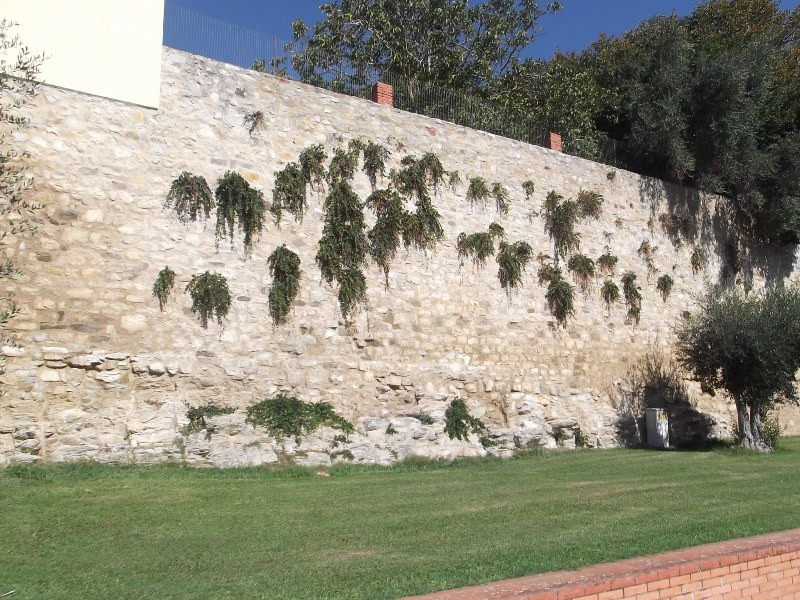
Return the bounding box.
[362,141,390,190]
[366,189,405,287]
[152,266,176,311]
[243,111,265,136]
[600,280,620,312]
[456,232,495,269]
[299,144,327,190]
[165,172,213,223]
[537,262,562,285]
[448,170,462,190]
[542,191,580,263]
[576,189,604,219]
[690,246,707,274]
[328,142,361,184]
[492,183,510,215]
[622,271,642,324]
[656,274,674,301]
[268,245,302,325]
[597,251,619,276]
[488,222,505,240]
[185,271,232,328]
[272,145,328,225]
[466,176,490,209]
[271,162,305,224]
[546,275,575,327]
[522,180,535,202]
[393,154,445,252]
[215,171,266,254]
[567,253,595,293]
[496,240,533,291]
[316,179,369,320]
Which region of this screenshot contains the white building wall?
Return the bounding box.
[4,0,164,108]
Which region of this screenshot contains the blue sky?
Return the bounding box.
[166,0,800,61]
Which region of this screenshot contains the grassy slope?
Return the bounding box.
[2,440,800,600]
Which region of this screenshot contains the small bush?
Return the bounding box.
[574,426,587,448]
[444,398,488,442]
[268,245,302,325]
[600,280,620,311]
[656,274,674,301]
[385,423,398,435]
[185,404,235,436]
[165,172,213,223]
[411,412,434,425]
[553,426,569,446]
[567,253,595,293]
[576,189,603,219]
[244,110,265,135]
[497,240,533,291]
[491,183,510,215]
[466,177,490,208]
[546,277,575,327]
[185,271,232,328]
[152,266,176,311]
[448,170,462,189]
[245,394,354,443]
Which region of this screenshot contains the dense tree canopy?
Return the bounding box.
[290,0,562,90]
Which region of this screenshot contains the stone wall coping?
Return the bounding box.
[401,527,800,599]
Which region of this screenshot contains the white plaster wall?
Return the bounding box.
[4,0,164,108]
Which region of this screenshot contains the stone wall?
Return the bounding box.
[2,48,798,466]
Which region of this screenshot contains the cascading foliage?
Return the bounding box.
[185,271,232,328]
[268,245,302,325]
[165,172,213,223]
[215,171,266,255]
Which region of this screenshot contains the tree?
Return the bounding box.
[1,20,44,390]
[290,0,561,92]
[676,285,800,451]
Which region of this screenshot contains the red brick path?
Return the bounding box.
[401,528,800,600]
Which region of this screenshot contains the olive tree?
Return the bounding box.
[676,285,800,451]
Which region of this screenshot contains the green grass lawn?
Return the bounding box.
[2,440,800,600]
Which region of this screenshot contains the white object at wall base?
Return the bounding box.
[646,408,669,448]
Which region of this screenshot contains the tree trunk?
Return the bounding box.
[735,399,771,452]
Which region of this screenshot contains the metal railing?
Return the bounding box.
[162,3,630,170]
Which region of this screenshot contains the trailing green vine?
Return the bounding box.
[466,176,490,209]
[537,263,562,285]
[165,172,213,223]
[622,271,642,324]
[185,271,232,328]
[444,398,489,443]
[268,245,302,325]
[600,280,620,311]
[576,189,604,219]
[492,183,510,215]
[496,240,533,291]
[316,179,369,320]
[245,394,354,443]
[215,171,266,254]
[488,222,505,239]
[542,191,580,263]
[690,246,707,274]
[152,266,176,312]
[567,253,595,293]
[362,141,389,190]
[299,144,327,191]
[656,274,674,301]
[328,143,360,184]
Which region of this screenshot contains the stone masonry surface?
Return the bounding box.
[2,47,798,466]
